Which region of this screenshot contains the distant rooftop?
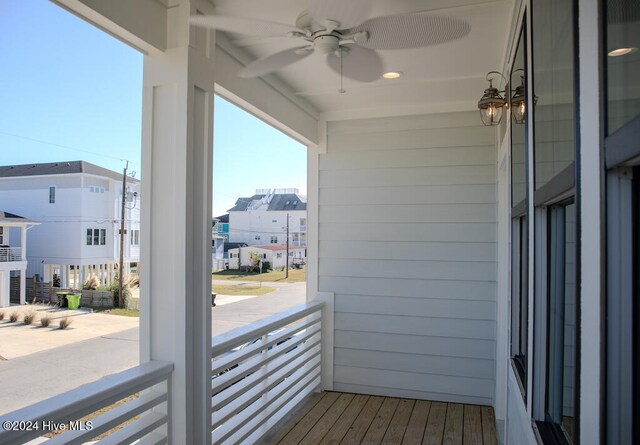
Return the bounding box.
[228,192,307,212]
[0,161,139,183]
[0,210,38,225]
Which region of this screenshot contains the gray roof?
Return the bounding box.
[0,210,38,225]
[228,194,306,212]
[0,161,139,183]
[227,195,265,212]
[267,194,306,211]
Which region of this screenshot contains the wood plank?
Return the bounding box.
[299,393,354,445]
[278,392,341,445]
[361,398,400,445]
[422,402,446,445]
[319,394,369,445]
[382,399,415,444]
[480,406,497,445]
[462,405,483,445]
[402,401,431,445]
[265,392,325,444]
[442,403,463,445]
[339,396,385,445]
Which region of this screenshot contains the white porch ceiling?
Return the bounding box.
[211,0,515,116]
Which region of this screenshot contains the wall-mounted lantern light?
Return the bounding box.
[477,71,507,126]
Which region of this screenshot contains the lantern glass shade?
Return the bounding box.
[478,86,506,126]
[511,84,526,124]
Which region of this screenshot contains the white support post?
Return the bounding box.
[314,291,334,391]
[140,1,215,443]
[20,226,26,261]
[19,269,26,305]
[578,0,603,443]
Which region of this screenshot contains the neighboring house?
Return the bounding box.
[227,188,307,247]
[228,244,306,270]
[0,211,38,306]
[0,161,140,288]
[213,213,229,240]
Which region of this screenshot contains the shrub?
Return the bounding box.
[40,314,52,327]
[0,312,4,321]
[9,312,19,323]
[23,311,36,325]
[59,317,72,330]
[83,274,100,290]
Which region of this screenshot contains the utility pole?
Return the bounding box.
[285,213,289,278]
[118,161,128,308]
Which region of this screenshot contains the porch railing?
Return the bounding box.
[211,301,324,445]
[0,360,173,445]
[0,247,23,262]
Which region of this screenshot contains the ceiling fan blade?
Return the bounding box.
[326,45,383,83]
[190,14,301,37]
[308,0,371,29]
[239,46,314,78]
[352,13,471,50]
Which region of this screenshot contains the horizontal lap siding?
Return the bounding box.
[320,110,497,405]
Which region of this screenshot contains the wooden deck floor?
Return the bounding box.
[264,392,498,445]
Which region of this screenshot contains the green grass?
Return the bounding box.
[212,268,306,283]
[213,284,275,296]
[102,308,140,317]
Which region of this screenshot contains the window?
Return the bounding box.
[537,201,577,444]
[49,186,56,204]
[272,219,277,223]
[511,216,528,394]
[90,186,105,193]
[270,236,277,244]
[292,233,300,243]
[0,226,4,244]
[130,229,140,246]
[86,228,106,246]
[254,235,261,241]
[276,253,282,258]
[510,23,528,399]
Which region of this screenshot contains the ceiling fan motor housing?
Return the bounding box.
[314,34,340,54]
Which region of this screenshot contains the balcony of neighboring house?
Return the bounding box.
[0,211,38,307]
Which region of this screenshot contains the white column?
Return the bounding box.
[578,0,603,443]
[19,269,26,305]
[140,1,215,443]
[20,226,26,260]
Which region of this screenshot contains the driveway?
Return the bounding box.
[0,282,306,415]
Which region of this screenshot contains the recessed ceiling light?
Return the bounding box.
[608,47,637,57]
[383,71,402,79]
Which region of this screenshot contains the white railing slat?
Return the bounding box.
[211,316,321,374]
[212,302,323,355]
[212,340,321,412]
[214,364,320,444]
[213,328,321,395]
[45,390,167,445]
[95,412,167,445]
[212,348,321,425]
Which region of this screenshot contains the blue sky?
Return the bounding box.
[0,0,307,216]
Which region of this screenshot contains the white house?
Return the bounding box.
[0,161,140,288]
[228,244,306,270]
[0,211,38,306]
[0,1,636,445]
[228,188,307,247]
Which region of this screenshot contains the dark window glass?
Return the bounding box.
[93,229,99,246]
[511,26,527,207]
[546,201,577,444]
[86,229,93,245]
[100,229,106,245]
[606,1,640,134]
[533,0,576,189]
[511,215,529,396]
[49,186,56,204]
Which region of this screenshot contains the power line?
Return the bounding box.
[0,130,135,165]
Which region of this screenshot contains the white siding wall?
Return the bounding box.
[319,110,497,405]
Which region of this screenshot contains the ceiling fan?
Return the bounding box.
[190,0,471,82]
